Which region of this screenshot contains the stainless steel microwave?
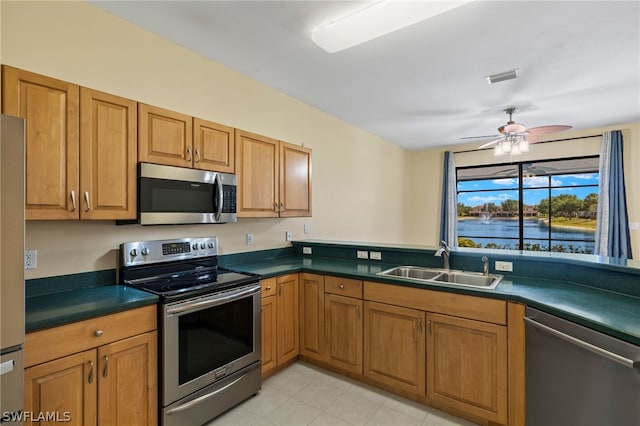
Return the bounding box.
[134,162,237,225]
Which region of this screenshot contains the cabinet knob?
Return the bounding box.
[339,284,345,289]
[95,330,103,337]
[265,286,272,291]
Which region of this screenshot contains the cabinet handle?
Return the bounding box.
[70,190,77,212]
[418,318,423,336]
[427,319,432,336]
[339,284,344,290]
[280,202,286,213]
[88,361,94,384]
[95,330,103,337]
[273,202,279,213]
[187,146,192,162]
[84,191,91,212]
[356,304,360,320]
[278,283,283,296]
[102,356,109,378]
[195,146,201,163]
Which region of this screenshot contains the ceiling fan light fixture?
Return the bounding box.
[311,0,472,53]
[486,69,520,84]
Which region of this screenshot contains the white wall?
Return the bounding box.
[1,1,410,278]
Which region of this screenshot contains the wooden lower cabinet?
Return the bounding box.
[325,293,363,374]
[261,294,278,377]
[363,301,426,398]
[24,330,157,426]
[276,274,300,364]
[299,273,325,362]
[427,312,508,425]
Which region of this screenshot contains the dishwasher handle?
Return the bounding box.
[524,316,640,373]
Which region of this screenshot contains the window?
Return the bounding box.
[456,157,599,254]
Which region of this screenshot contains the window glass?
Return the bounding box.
[456,157,598,253]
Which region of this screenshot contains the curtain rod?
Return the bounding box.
[452,134,601,155]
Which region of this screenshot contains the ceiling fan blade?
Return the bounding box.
[528,125,572,135]
[525,133,539,143]
[504,123,526,133]
[478,138,502,149]
[461,135,500,140]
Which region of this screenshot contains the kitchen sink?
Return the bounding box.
[377,266,502,289]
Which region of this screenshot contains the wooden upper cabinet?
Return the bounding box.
[193,118,235,173]
[279,141,312,217]
[80,88,137,220]
[2,65,79,220]
[235,130,312,218]
[235,130,280,217]
[138,103,193,168]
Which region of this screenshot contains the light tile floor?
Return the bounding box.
[207,361,478,426]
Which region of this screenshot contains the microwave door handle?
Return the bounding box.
[215,173,223,221]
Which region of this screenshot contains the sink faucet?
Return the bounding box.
[434,240,451,270]
[482,256,489,276]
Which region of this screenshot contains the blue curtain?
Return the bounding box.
[439,151,457,246]
[595,130,632,259]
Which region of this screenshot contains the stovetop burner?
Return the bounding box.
[119,237,261,303]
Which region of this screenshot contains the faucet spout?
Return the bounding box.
[434,240,451,270]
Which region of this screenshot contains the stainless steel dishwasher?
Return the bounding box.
[525,307,640,426]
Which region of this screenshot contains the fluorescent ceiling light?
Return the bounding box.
[311,1,472,53]
[486,69,520,84]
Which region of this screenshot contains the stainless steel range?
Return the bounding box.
[120,236,261,426]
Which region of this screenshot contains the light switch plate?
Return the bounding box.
[246,234,254,245]
[285,231,292,241]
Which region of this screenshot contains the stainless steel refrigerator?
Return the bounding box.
[0,114,25,421]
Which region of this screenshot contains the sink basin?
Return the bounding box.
[377,266,502,289]
[380,266,443,280]
[432,271,501,288]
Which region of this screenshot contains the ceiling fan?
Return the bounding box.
[464,107,572,154]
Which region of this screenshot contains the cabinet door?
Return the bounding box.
[2,65,79,220]
[235,130,279,217]
[276,274,299,364]
[193,118,235,173]
[138,103,193,167]
[80,88,137,220]
[24,350,97,426]
[427,313,507,425]
[364,301,425,397]
[325,294,363,374]
[97,331,157,426]
[261,295,277,378]
[299,273,324,362]
[279,141,312,217]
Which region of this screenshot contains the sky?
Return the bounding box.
[457,173,599,207]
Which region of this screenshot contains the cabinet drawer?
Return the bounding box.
[262,277,277,298]
[325,276,363,298]
[25,305,157,368]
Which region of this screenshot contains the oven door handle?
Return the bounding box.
[166,372,249,415]
[166,284,260,315]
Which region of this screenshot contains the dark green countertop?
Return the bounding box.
[25,285,159,332]
[229,256,640,346]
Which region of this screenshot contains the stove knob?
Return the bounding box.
[129,248,138,257]
[192,243,198,250]
[141,247,150,256]
[200,243,206,249]
[208,242,214,249]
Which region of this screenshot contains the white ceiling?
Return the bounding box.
[92,1,640,151]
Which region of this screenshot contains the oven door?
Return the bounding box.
[163,282,261,405]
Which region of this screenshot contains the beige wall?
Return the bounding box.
[2,1,410,278]
[2,2,638,279]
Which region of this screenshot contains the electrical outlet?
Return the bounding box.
[25,249,37,269]
[285,231,292,242]
[495,261,513,272]
[246,233,254,245]
[630,222,640,231]
[303,247,312,255]
[357,250,369,259]
[304,224,310,234]
[369,251,382,261]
